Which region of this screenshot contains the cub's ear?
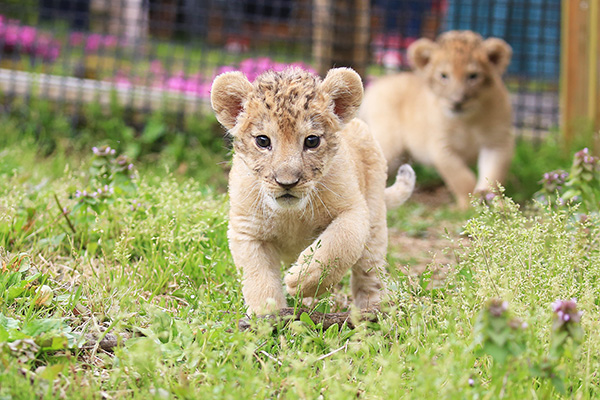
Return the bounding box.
[211,72,253,130]
[408,38,437,70]
[321,67,363,124]
[482,38,512,75]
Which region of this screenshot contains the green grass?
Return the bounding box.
[1,110,599,399]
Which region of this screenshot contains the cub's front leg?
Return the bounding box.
[431,146,477,209]
[474,141,514,195]
[229,230,286,314]
[284,205,370,298]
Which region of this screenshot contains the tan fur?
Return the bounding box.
[211,67,415,314]
[360,30,515,209]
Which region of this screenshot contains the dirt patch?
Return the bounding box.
[387,186,471,275]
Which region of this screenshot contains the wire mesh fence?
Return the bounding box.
[0,0,560,136]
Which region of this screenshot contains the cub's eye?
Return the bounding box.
[304,135,320,149]
[467,72,479,80]
[440,72,449,80]
[255,135,271,149]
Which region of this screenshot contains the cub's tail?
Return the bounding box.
[385,164,416,209]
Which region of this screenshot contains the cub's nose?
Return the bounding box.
[451,101,464,112]
[275,177,300,190]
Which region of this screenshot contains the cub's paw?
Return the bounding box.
[285,263,324,298]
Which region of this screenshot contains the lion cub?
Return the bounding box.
[211,67,415,314]
[360,30,514,209]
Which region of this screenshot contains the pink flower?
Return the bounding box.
[197,82,211,98]
[115,76,132,88]
[45,41,60,61]
[69,32,84,46]
[288,62,317,75]
[240,57,275,81]
[103,35,118,49]
[166,75,186,92]
[19,26,37,52]
[85,33,102,52]
[184,79,200,94]
[215,65,236,76]
[3,23,19,48]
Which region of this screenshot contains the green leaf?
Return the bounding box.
[39,363,65,381]
[22,319,65,337]
[551,374,566,395]
[482,342,509,365]
[0,325,8,342]
[325,323,339,338]
[487,327,510,346]
[0,313,20,331]
[299,312,316,329]
[16,255,31,273]
[37,233,66,249]
[7,285,26,301]
[42,336,68,351]
[141,122,166,144]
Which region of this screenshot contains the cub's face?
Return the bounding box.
[408,30,512,117]
[211,67,363,210]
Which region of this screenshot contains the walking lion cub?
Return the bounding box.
[211,67,415,314]
[360,30,514,209]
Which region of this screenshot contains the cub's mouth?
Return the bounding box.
[278,193,297,200]
[275,192,302,208]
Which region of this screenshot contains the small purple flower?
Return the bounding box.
[552,298,582,325]
[574,148,598,168]
[468,378,474,387]
[508,317,527,330]
[488,299,509,317]
[92,145,115,157]
[485,192,497,202]
[540,169,569,193]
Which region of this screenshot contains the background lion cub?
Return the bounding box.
[211,67,415,314]
[360,30,514,209]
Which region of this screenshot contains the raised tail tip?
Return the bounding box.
[385,164,416,209]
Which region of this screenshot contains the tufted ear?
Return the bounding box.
[321,67,363,124]
[408,38,437,70]
[211,71,254,131]
[482,38,512,75]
